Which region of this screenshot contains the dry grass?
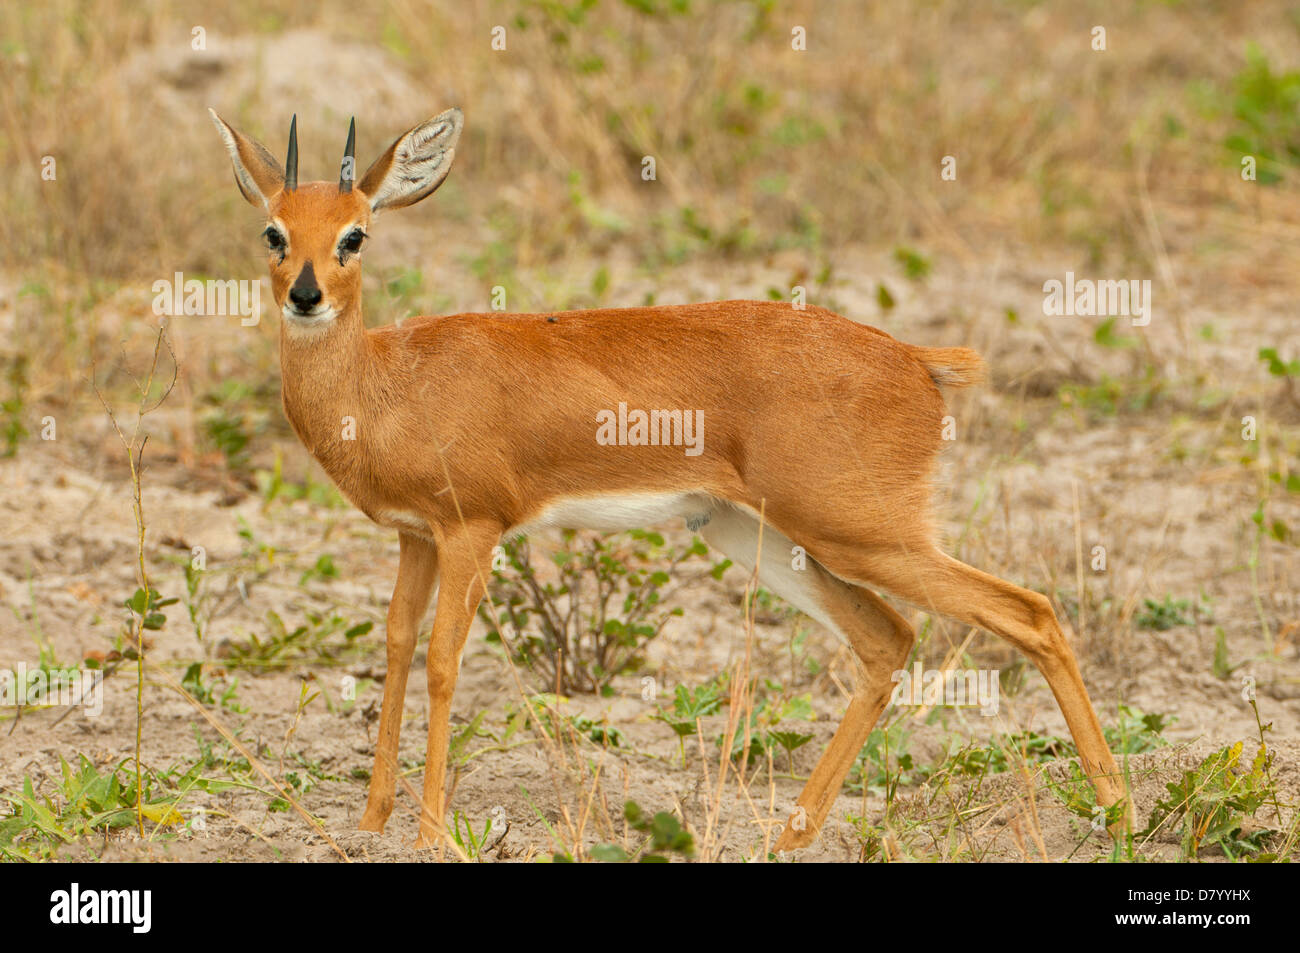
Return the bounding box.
[4,2,1300,349]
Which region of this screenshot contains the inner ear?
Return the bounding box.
[359,109,463,215]
[209,109,286,210]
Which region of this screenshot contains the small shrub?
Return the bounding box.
[479,529,707,694]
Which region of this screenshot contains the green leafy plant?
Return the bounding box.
[947,704,1171,780]
[1106,704,1175,754]
[893,246,931,281]
[180,661,246,712]
[1093,316,1138,350]
[651,674,816,771]
[1141,742,1277,859]
[944,729,1071,778]
[449,810,498,861]
[298,554,339,586]
[847,718,932,796]
[181,560,209,644]
[571,712,625,747]
[653,679,725,763]
[1224,45,1300,184]
[1252,499,1292,544]
[0,756,187,860]
[721,678,815,770]
[1058,369,1166,419]
[1259,346,1300,378]
[506,694,625,749]
[589,800,695,863]
[124,586,177,634]
[1136,595,1196,631]
[203,410,252,473]
[266,753,341,814]
[1044,760,1128,841]
[256,448,347,508]
[854,704,1170,808]
[1212,627,1235,679]
[479,529,707,694]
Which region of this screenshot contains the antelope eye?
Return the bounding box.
[263,227,286,250]
[339,228,366,256]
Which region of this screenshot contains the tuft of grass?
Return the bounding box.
[1,356,29,458]
[220,609,376,671]
[1136,595,1197,631]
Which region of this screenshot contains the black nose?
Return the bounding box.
[288,261,322,312]
[288,284,322,311]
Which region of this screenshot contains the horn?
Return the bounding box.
[285,114,298,191]
[339,117,356,193]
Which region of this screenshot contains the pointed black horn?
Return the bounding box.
[285,114,298,191]
[339,117,356,193]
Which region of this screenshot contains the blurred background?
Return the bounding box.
[3,1,1299,418]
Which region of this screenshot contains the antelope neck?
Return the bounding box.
[278,304,370,455]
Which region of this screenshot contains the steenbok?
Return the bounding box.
[210,107,1124,850]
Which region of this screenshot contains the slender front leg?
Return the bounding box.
[359,532,438,833]
[416,519,502,849]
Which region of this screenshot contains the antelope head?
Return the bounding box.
[208,108,463,328]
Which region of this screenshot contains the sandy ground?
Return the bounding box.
[1,244,1297,862]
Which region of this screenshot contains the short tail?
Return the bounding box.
[906,345,986,388]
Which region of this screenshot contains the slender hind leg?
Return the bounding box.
[813,542,1126,821]
[700,507,915,851]
[770,585,914,852]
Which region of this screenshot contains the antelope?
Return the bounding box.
[208,106,1126,852]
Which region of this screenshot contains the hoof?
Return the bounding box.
[773,822,816,854]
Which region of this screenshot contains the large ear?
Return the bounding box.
[358,108,463,215]
[208,108,286,210]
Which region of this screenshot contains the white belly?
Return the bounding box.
[374,508,434,538]
[509,491,716,537]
